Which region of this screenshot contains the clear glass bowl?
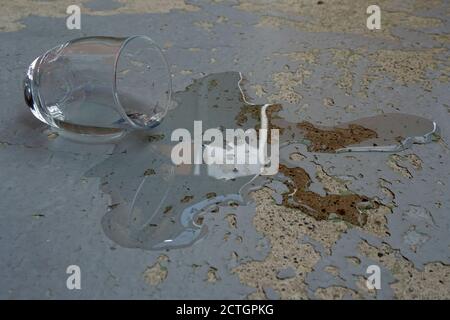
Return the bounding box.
[24,36,171,141]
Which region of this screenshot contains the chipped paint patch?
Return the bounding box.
[194,20,215,32]
[315,164,350,195]
[207,266,220,283]
[268,68,310,104]
[273,50,319,65]
[237,0,442,39]
[315,286,361,300]
[366,49,445,88]
[387,154,423,178]
[362,204,391,238]
[233,189,321,299]
[359,241,450,299]
[0,0,199,32]
[143,255,169,286]
[330,49,364,95]
[250,84,267,98]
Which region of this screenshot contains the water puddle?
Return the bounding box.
[85,71,439,250]
[237,105,438,153]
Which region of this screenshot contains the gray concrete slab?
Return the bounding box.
[0,0,449,299]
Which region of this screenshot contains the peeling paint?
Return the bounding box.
[143,255,169,286]
[359,241,450,299]
[1,0,199,32]
[237,0,443,39]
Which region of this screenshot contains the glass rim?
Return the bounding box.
[113,35,172,129]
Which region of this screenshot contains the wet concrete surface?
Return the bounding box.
[0,0,449,299]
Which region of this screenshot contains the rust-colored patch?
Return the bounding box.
[235,104,283,144]
[236,104,376,152]
[147,134,165,142]
[143,168,156,176]
[163,206,172,214]
[235,105,260,126]
[180,195,194,203]
[279,165,375,226]
[195,216,204,225]
[298,122,377,152]
[235,104,282,127]
[206,192,217,199]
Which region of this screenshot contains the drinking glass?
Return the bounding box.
[23,36,171,141]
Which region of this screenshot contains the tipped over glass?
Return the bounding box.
[24,36,172,141]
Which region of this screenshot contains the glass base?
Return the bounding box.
[53,126,127,144]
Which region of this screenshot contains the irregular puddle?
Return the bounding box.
[86,71,439,250]
[86,72,262,250]
[237,105,439,153]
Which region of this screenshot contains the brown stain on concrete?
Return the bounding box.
[233,177,392,297]
[297,121,377,152]
[235,104,282,127]
[235,104,284,143]
[279,165,375,226]
[236,103,377,152]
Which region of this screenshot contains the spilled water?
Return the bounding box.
[86,72,439,250]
